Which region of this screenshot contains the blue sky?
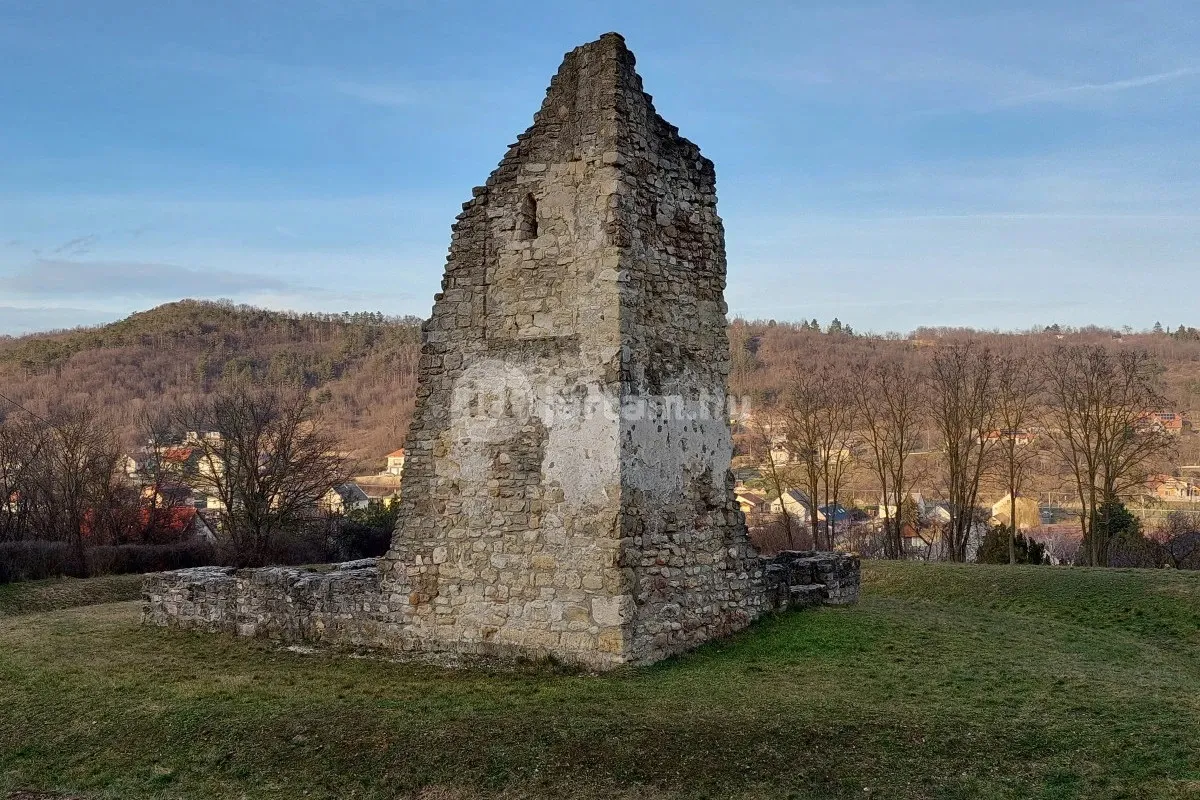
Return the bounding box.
[1,0,1198,336]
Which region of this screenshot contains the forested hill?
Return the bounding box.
[3,301,1199,470]
[0,300,423,468]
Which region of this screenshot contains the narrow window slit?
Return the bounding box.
[517,193,538,240]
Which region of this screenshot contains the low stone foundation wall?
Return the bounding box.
[141,559,387,649]
[762,551,861,611]
[142,552,860,664]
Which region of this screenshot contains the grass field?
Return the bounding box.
[2,562,1199,800]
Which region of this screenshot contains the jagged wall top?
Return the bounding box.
[472,32,713,197]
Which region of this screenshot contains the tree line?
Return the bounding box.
[742,337,1193,567]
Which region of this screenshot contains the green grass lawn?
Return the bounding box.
[2,562,1199,800]
[0,574,143,617]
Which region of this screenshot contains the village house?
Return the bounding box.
[120,454,143,482]
[879,491,929,521]
[184,430,224,446]
[350,474,403,507]
[734,487,770,519]
[1147,474,1199,501]
[770,489,824,525]
[155,506,217,543]
[901,521,934,552]
[818,503,852,526]
[321,482,371,515]
[1141,411,1186,436]
[140,483,199,510]
[983,429,1036,446]
[385,448,406,476]
[990,493,1042,530]
[80,505,216,545]
[197,493,226,512]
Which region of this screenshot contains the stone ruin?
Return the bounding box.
[143,33,860,670]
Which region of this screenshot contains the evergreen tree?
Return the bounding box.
[1087,498,1148,566]
[977,526,1046,564]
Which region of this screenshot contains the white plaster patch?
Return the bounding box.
[621,391,732,494]
[540,382,621,510]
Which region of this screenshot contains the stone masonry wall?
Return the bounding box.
[377,33,769,668]
[142,552,859,656]
[141,561,386,647]
[605,40,766,663]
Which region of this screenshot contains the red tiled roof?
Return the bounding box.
[162,446,194,462]
[81,506,197,539]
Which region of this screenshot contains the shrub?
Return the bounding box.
[0,541,75,583]
[749,518,815,556]
[331,502,399,560]
[0,540,218,583]
[976,526,1047,565]
[87,542,218,576]
[259,527,336,568]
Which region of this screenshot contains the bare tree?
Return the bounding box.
[929,342,997,562]
[0,417,49,542]
[131,410,197,543]
[993,352,1044,565]
[818,370,857,551]
[1151,512,1200,569]
[167,384,347,566]
[748,409,801,548]
[852,352,925,559]
[782,362,858,550]
[26,405,125,569]
[781,365,826,548]
[1041,346,1174,566]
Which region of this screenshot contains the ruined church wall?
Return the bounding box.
[141,552,861,659]
[379,37,643,668]
[140,33,862,670]
[384,34,767,666]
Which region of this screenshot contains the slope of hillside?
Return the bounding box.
[0,300,423,466]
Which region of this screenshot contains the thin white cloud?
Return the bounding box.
[1000,66,1200,105]
[0,306,122,336]
[50,234,99,256]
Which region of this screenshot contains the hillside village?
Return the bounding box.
[120,428,406,519]
[725,331,1200,566]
